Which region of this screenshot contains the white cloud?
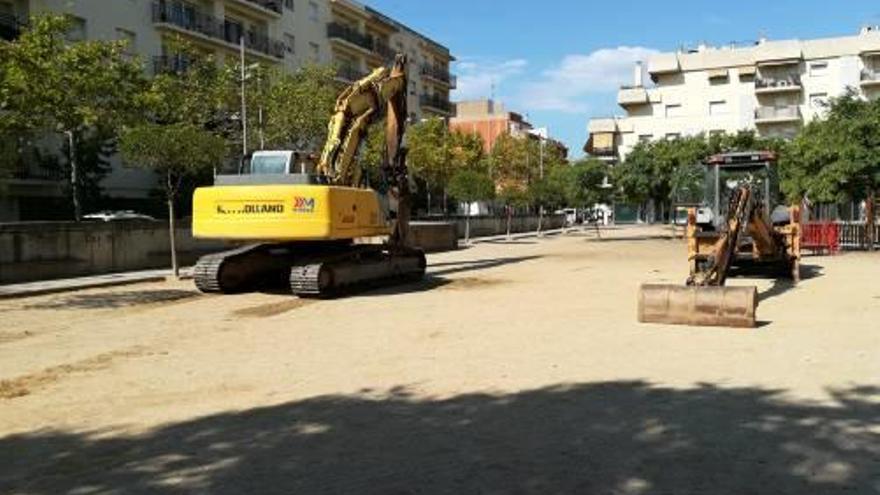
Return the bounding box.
[517,46,659,113]
[451,57,528,101]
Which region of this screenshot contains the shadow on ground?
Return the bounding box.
[1,381,877,494]
[23,290,200,310]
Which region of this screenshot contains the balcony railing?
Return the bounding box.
[151,1,284,59]
[0,12,22,41]
[755,105,801,122]
[239,0,282,15]
[420,64,456,87]
[335,65,368,82]
[861,69,880,84]
[373,39,396,61]
[327,22,373,52]
[420,94,452,113]
[755,74,802,91]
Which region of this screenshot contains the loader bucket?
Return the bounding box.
[637,284,758,328]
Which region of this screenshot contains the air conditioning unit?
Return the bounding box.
[778,80,790,87]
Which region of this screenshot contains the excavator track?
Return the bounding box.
[290,247,426,297]
[194,244,293,294]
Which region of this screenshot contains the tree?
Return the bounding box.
[562,159,611,211]
[448,169,495,243]
[407,118,454,213]
[782,91,880,249]
[528,172,566,234]
[120,123,225,276]
[498,187,530,239]
[0,14,145,220]
[120,48,231,276]
[262,65,337,152]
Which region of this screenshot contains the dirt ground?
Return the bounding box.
[1,225,878,494]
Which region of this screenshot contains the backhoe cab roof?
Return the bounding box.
[704,151,777,169]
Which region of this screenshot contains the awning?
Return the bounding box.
[707,68,728,79]
[738,65,757,76]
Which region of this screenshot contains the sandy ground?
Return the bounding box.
[1,225,878,494]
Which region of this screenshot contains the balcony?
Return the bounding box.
[617,86,649,107]
[373,38,396,62]
[151,1,285,60]
[420,64,456,88]
[420,94,452,114]
[327,22,374,53]
[227,0,282,16]
[755,105,801,124]
[335,65,368,82]
[0,12,22,41]
[755,74,802,94]
[860,69,880,87]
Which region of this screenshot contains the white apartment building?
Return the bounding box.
[0,0,454,220]
[586,27,880,162]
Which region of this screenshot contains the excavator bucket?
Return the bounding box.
[637,284,758,328]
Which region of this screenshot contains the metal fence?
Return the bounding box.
[837,221,880,249]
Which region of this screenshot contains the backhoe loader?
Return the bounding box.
[638,151,801,327]
[190,54,425,296]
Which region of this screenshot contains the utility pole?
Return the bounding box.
[240,36,248,159]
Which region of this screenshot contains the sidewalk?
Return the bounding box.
[0,267,193,299]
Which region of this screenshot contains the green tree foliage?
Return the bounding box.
[407,118,454,212]
[782,91,880,248]
[0,14,145,219]
[448,168,495,243]
[490,132,529,192]
[262,65,337,152]
[612,131,786,222]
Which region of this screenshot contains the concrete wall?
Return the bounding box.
[0,215,561,284]
[453,214,565,238]
[0,220,227,284]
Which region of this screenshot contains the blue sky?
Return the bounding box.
[365,0,880,157]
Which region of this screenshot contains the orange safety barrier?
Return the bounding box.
[801,222,840,255]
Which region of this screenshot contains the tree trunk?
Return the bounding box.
[66,130,81,222]
[867,188,876,252]
[464,212,470,245]
[506,205,512,240]
[537,205,544,236]
[426,186,432,215]
[167,173,179,278]
[443,188,448,215]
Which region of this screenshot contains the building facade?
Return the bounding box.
[587,27,880,162]
[449,99,534,153]
[0,0,454,220]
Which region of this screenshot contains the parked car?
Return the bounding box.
[83,210,156,221]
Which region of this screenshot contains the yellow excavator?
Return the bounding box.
[190,54,425,296]
[638,151,801,327]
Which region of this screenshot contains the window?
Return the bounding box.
[284,0,294,9]
[309,42,319,61]
[308,1,318,22]
[409,80,416,96]
[810,92,828,109]
[709,100,728,116]
[284,33,295,54]
[665,104,683,118]
[115,28,136,55]
[224,18,243,44]
[665,132,681,140]
[638,134,653,143]
[809,61,828,77]
[65,15,86,41]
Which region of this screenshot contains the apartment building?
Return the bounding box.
[586,27,880,162]
[0,0,454,220]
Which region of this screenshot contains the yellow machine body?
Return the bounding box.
[192,184,390,241]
